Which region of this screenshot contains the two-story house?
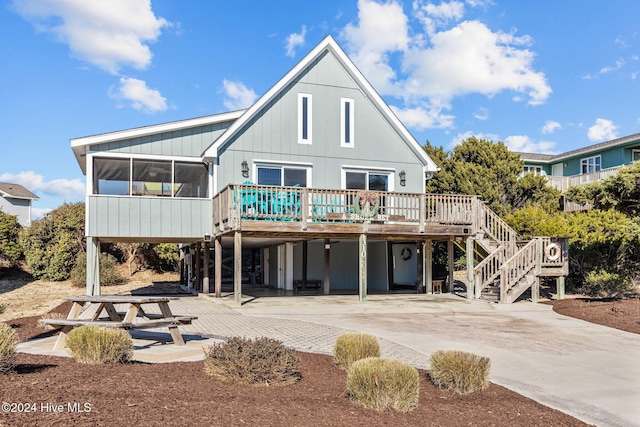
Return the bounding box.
[0,182,39,227]
[518,133,640,192]
[71,36,567,305]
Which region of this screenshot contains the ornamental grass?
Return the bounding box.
[65,326,133,364]
[429,350,491,394]
[0,322,18,374]
[333,332,380,370]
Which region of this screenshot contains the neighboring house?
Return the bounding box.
[518,133,640,192]
[0,182,39,227]
[71,35,566,304]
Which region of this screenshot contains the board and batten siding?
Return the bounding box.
[87,196,212,241]
[91,121,234,157]
[217,51,426,193]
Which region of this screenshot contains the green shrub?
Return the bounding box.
[204,337,301,386]
[70,252,123,288]
[429,350,490,394]
[0,322,19,374]
[65,326,133,364]
[333,332,380,370]
[347,357,419,412]
[581,269,630,298]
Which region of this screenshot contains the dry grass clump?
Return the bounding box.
[0,303,5,315]
[333,332,380,370]
[429,350,490,394]
[346,357,419,412]
[0,322,19,374]
[65,326,133,364]
[204,337,301,386]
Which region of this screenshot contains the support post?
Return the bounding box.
[86,237,100,296]
[425,239,433,294]
[195,242,202,292]
[302,240,308,290]
[234,231,242,307]
[203,240,210,294]
[323,239,331,295]
[215,237,222,298]
[447,239,455,292]
[532,238,542,303]
[466,237,475,300]
[557,276,565,300]
[416,241,424,293]
[359,233,367,302]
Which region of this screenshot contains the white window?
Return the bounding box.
[633,149,640,163]
[256,164,310,187]
[341,98,354,147]
[343,169,391,191]
[581,155,601,174]
[298,93,312,144]
[523,166,543,176]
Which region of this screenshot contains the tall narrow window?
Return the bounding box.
[298,93,312,144]
[341,98,354,147]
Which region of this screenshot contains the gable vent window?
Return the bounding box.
[298,93,312,144]
[341,98,354,147]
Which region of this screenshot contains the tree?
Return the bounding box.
[424,138,560,217]
[19,203,85,281]
[0,210,22,265]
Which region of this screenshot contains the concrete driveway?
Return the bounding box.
[210,293,640,427]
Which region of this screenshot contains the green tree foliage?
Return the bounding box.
[424,138,560,217]
[507,207,638,296]
[0,211,22,264]
[70,251,123,288]
[19,203,85,281]
[566,162,640,216]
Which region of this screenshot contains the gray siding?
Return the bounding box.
[218,52,426,193]
[87,196,212,241]
[92,121,234,157]
[0,197,31,226]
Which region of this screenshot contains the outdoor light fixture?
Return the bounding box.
[203,234,212,243]
[241,160,249,178]
[399,170,406,186]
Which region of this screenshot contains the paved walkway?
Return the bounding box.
[19,292,640,427]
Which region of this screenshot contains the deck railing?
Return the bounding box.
[546,166,623,192]
[212,184,480,231]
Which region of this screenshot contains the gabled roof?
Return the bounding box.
[70,110,246,174]
[519,132,640,164]
[202,35,438,172]
[0,182,39,200]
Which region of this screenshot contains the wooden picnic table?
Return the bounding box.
[40,295,196,350]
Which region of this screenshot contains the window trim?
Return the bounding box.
[632,149,640,163]
[340,98,355,148]
[254,161,312,187]
[298,93,312,145]
[581,155,602,174]
[341,166,394,192]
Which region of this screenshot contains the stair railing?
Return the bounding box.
[499,239,538,303]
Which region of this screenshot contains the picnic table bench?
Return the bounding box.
[39,295,197,350]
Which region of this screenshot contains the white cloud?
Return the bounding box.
[541,120,561,134]
[504,135,556,153]
[587,118,618,142]
[414,0,465,36]
[222,80,258,110]
[12,0,170,74]
[0,171,85,200]
[390,103,455,129]
[110,77,167,113]
[473,107,489,120]
[285,26,307,57]
[341,0,410,95]
[340,0,551,132]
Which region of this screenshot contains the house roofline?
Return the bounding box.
[519,132,640,164]
[69,110,246,174]
[202,35,438,172]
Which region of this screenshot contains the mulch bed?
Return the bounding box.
[6,297,638,426]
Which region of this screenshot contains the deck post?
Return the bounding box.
[466,236,475,300]
[447,239,455,292]
[302,240,308,290]
[425,239,433,293]
[195,242,202,292]
[234,231,242,307]
[556,276,566,300]
[359,233,367,302]
[86,237,100,296]
[323,239,331,295]
[416,241,424,293]
[215,237,222,298]
[203,240,210,294]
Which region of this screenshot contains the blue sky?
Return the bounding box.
[2,0,640,216]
